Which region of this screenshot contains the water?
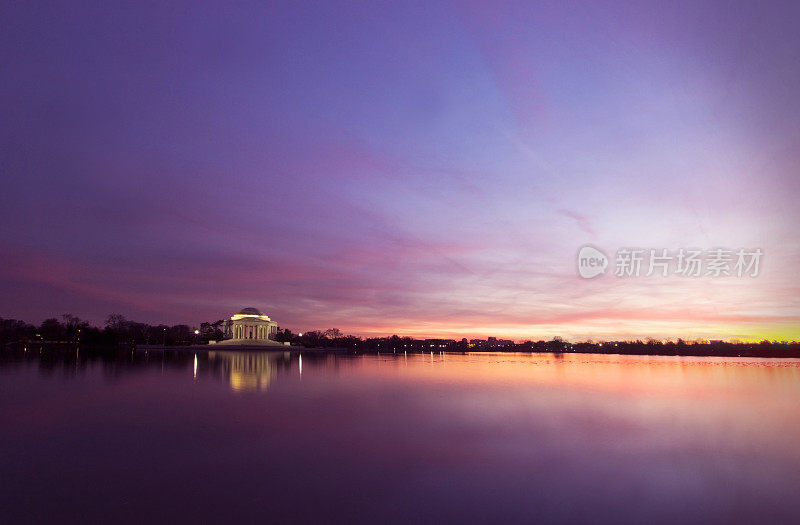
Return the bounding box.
[2,349,799,523]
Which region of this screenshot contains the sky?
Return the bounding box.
[1,0,799,341]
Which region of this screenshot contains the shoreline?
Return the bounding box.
[3,341,800,359]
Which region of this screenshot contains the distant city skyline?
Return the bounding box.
[1,1,799,342]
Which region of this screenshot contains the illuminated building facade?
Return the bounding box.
[228,307,278,341]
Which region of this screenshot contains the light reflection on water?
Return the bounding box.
[1,349,799,523]
[207,350,280,392]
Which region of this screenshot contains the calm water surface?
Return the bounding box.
[2,350,799,523]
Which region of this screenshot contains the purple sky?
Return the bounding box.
[2,1,799,340]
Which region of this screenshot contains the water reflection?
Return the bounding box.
[2,347,799,397]
[0,346,311,392]
[2,347,800,522]
[208,351,280,392]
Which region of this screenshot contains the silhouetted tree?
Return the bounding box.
[274,328,292,343]
[105,314,127,332]
[323,328,342,339]
[39,318,64,341]
[547,336,566,353]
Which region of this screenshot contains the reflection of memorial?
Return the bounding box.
[208,351,288,392]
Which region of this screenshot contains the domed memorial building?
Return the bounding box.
[214,307,285,347]
[230,307,277,340]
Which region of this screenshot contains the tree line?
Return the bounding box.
[0,314,201,347]
[2,315,798,357]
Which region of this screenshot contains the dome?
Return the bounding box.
[237,307,262,316]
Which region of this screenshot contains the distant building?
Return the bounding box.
[213,307,285,347]
[230,307,278,340]
[423,339,455,348]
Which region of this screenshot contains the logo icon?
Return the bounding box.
[577,245,608,278]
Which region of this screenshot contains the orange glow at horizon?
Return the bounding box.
[339,320,800,343]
